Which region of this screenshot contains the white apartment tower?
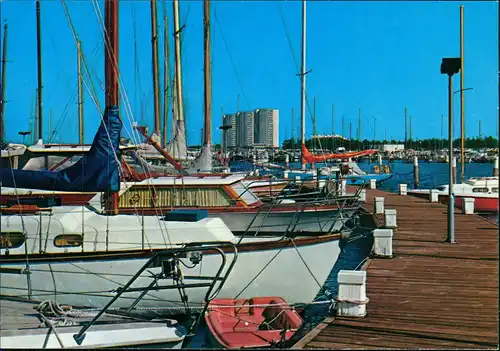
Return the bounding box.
[236,111,254,147]
[254,108,279,148]
[222,114,236,148]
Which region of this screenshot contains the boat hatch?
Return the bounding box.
[163,209,208,222]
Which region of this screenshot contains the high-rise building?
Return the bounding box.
[236,111,254,147]
[222,114,236,148]
[254,108,279,148]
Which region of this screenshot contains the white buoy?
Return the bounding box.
[369,178,376,189]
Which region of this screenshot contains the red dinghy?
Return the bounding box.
[205,297,303,349]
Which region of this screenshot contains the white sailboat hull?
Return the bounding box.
[1,237,340,309]
[0,206,342,309]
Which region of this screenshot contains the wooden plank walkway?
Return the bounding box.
[293,188,498,349]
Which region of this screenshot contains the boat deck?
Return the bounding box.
[293,187,498,349]
[1,297,44,330]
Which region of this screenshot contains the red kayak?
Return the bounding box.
[205,297,303,349]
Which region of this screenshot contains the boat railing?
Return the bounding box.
[237,177,362,239]
[73,241,238,346]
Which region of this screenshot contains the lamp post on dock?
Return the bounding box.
[440,57,461,244]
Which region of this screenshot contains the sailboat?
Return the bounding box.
[0,0,343,310]
[1,0,360,235]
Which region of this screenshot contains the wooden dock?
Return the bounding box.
[293,188,498,349]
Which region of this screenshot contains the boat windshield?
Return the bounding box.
[230,182,261,206]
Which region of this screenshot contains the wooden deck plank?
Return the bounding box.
[293,188,499,349]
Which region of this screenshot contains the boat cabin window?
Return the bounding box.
[0,232,25,249]
[54,234,83,248]
[472,187,488,193]
[492,187,498,193]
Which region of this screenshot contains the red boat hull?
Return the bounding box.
[408,192,498,213]
[446,195,498,213]
[205,297,303,349]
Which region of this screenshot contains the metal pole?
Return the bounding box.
[0,23,7,145]
[151,0,161,134]
[77,39,84,144]
[291,107,294,149]
[312,96,316,150]
[172,0,184,122]
[203,0,212,146]
[404,107,407,149]
[460,5,465,182]
[162,11,170,149]
[36,0,43,141]
[447,73,455,243]
[358,107,361,141]
[300,0,306,170]
[409,115,413,149]
[331,104,335,149]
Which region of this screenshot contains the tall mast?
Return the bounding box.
[105,0,119,107]
[404,107,408,148]
[300,0,307,170]
[291,107,294,149]
[0,23,7,145]
[312,96,316,149]
[171,73,177,139]
[358,107,362,141]
[172,0,184,123]
[104,0,119,214]
[203,0,212,146]
[36,0,43,141]
[151,0,161,135]
[410,115,413,147]
[162,7,170,149]
[460,5,465,181]
[77,39,84,144]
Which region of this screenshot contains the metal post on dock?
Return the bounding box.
[413,156,419,188]
[440,57,461,244]
[493,157,499,177]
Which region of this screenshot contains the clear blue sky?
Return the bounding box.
[1,0,498,145]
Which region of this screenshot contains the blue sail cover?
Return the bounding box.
[0,106,122,192]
